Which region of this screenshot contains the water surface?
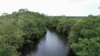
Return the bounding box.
[24,30,74,56]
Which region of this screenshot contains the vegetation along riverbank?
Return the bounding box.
[0,9,100,56]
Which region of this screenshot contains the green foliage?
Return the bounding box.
[56,18,76,33]
[0,23,24,48]
[45,16,77,34]
[0,44,18,56]
[45,17,60,28]
[0,9,47,56]
[0,9,100,56]
[68,16,100,56]
[71,37,100,56]
[68,17,100,42]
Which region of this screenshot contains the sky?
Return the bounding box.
[0,0,100,16]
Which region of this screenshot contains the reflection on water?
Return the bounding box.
[25,30,75,56]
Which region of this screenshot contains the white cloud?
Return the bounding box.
[0,0,100,16]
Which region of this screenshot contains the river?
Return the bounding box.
[22,29,75,56]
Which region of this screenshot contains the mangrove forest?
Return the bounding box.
[0,9,100,56]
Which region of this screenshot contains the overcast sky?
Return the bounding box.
[0,0,100,16]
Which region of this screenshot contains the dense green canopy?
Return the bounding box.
[0,9,100,56]
[68,16,100,56]
[0,9,47,56]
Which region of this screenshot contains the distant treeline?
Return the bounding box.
[0,9,100,56]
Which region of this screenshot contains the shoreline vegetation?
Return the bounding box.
[0,9,100,56]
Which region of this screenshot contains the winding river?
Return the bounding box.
[23,29,75,56]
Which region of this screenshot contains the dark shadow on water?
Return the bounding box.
[21,29,76,56]
[67,49,76,56]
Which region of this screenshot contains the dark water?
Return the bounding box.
[24,30,75,56]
